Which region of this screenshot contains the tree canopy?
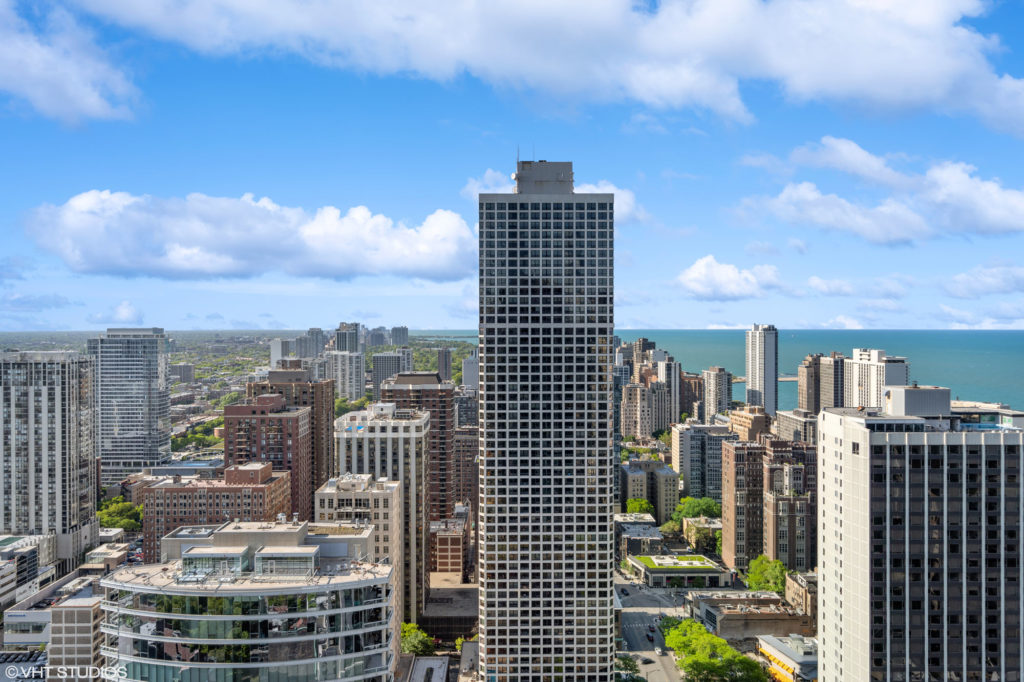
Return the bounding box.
[334,396,370,418]
[626,498,655,515]
[672,497,722,522]
[663,619,768,681]
[745,555,787,594]
[400,623,435,655]
[97,496,143,531]
[616,655,640,674]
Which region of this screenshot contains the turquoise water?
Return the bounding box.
[415,330,1024,411]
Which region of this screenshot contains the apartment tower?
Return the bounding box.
[818,386,1022,681]
[478,161,616,679]
[88,328,171,486]
[0,352,98,573]
[745,323,778,416]
[702,366,732,424]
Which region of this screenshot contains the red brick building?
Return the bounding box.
[223,394,312,520]
[246,367,335,513]
[381,372,456,521]
[140,462,290,561]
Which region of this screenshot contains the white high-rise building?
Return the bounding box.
[461,347,479,389]
[669,422,738,502]
[745,323,778,416]
[88,328,171,487]
[336,403,429,623]
[326,350,365,400]
[478,161,616,679]
[843,347,909,408]
[0,352,98,573]
[702,366,732,424]
[818,386,1022,681]
[657,360,682,425]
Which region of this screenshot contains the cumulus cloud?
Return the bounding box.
[746,136,1024,243]
[746,181,930,244]
[790,136,913,188]
[60,0,1024,133]
[807,276,854,296]
[938,303,1024,329]
[29,190,477,281]
[946,265,1024,298]
[787,238,807,254]
[676,255,780,301]
[462,171,647,222]
[0,1,135,122]
[88,300,143,324]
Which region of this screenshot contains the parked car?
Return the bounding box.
[646,633,654,642]
[621,588,629,596]
[647,625,655,632]
[655,648,663,656]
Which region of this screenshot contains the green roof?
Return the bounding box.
[630,555,722,572]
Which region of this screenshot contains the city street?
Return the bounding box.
[616,573,687,682]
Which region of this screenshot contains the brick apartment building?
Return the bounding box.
[140,462,290,561]
[223,394,312,520]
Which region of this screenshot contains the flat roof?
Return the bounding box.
[255,545,319,556]
[102,561,391,594]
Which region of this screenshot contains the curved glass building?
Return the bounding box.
[99,521,397,681]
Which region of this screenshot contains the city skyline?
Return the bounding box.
[2,4,1024,332]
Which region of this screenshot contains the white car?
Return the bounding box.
[654,647,663,656]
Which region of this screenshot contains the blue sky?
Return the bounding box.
[2,0,1024,331]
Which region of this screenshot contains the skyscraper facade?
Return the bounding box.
[669,422,738,502]
[745,323,778,416]
[797,353,822,413]
[0,352,98,573]
[334,322,360,353]
[436,347,453,381]
[818,386,1022,681]
[478,161,615,679]
[88,328,171,487]
[381,372,456,521]
[843,347,909,408]
[656,360,682,426]
[326,350,366,400]
[371,352,404,401]
[391,326,410,346]
[702,366,732,424]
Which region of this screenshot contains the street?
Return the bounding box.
[616,572,686,682]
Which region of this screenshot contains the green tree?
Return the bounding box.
[212,391,242,408]
[745,555,787,594]
[455,636,465,652]
[626,498,655,515]
[97,496,143,531]
[400,623,435,655]
[660,519,682,536]
[334,396,370,418]
[673,497,722,521]
[616,655,640,674]
[715,530,723,556]
[689,525,714,553]
[663,619,768,681]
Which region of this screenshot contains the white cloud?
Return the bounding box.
[938,303,1024,329]
[460,169,514,199]
[65,0,1024,133]
[739,153,791,176]
[0,1,135,122]
[787,238,807,254]
[746,137,1024,243]
[822,315,863,330]
[706,322,749,330]
[748,181,930,244]
[790,136,912,188]
[676,255,780,301]
[0,293,74,312]
[29,190,477,281]
[807,276,854,296]
[88,300,143,324]
[946,265,1024,298]
[858,298,905,313]
[462,172,647,222]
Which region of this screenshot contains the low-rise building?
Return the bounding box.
[2,573,98,651]
[420,572,477,644]
[757,634,818,682]
[681,516,723,554]
[785,572,818,630]
[686,591,815,642]
[49,592,104,672]
[79,543,131,575]
[430,514,470,582]
[626,554,730,588]
[618,525,663,559]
